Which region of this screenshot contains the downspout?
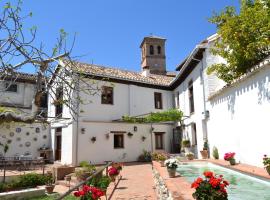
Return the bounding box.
[75,74,80,166]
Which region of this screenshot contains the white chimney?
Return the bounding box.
[142,66,150,77]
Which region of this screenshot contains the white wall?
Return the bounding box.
[75,122,173,165]
[0,123,50,158]
[0,81,36,111]
[207,64,270,167]
[78,80,173,121]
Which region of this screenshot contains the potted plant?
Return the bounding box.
[192,171,229,200]
[182,139,191,153]
[224,152,236,165]
[45,172,55,194]
[263,155,270,175]
[75,163,96,181]
[157,153,167,167]
[73,185,105,199]
[164,158,178,178]
[212,146,219,160]
[185,152,195,160]
[200,140,208,159]
[108,167,119,182]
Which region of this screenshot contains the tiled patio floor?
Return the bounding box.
[109,162,157,200]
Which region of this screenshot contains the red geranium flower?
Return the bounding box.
[204,171,214,178]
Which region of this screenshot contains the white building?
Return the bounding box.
[49,34,270,167]
[0,72,51,160]
[49,36,179,165]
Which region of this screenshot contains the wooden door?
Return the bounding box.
[55,135,62,161]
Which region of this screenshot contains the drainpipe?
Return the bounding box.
[75,74,80,166]
[150,122,153,152]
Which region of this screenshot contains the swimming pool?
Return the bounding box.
[176,162,270,200]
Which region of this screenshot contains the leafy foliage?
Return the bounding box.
[0,173,48,192]
[122,109,183,123]
[212,146,219,159]
[207,0,270,83]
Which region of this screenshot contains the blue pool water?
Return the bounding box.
[176,162,270,200]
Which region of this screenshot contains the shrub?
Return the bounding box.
[88,176,111,191]
[79,161,90,167]
[212,146,219,159]
[182,139,191,148]
[15,173,47,188]
[138,150,152,162]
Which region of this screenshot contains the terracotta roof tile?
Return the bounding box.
[62,60,174,87]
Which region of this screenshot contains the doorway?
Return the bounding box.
[172,127,182,153]
[55,128,62,161]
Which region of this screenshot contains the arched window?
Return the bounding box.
[157,46,161,54]
[150,45,154,55]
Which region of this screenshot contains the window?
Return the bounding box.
[5,83,18,92]
[101,86,113,104]
[150,45,154,55]
[157,46,161,54]
[154,92,163,109]
[188,80,195,114]
[155,132,164,149]
[191,123,197,145]
[55,87,63,118]
[114,134,124,148]
[176,91,180,108]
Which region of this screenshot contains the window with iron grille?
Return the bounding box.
[101,86,113,105]
[155,132,164,149]
[114,134,124,149]
[5,83,18,92]
[154,92,163,109]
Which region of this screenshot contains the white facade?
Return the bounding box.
[172,39,225,158]
[0,81,36,113]
[49,77,175,165]
[0,123,50,158]
[207,63,270,167]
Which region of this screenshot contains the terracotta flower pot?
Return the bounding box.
[186,154,194,160]
[167,168,176,178]
[45,185,55,194]
[266,166,270,175]
[200,150,208,159]
[159,161,165,167]
[229,158,236,165]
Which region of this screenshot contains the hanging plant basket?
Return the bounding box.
[127,132,133,137]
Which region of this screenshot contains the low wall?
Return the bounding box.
[0,187,45,200]
[152,161,194,200]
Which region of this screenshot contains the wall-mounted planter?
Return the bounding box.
[81,128,85,134]
[91,137,96,143]
[127,132,133,137]
[141,136,146,141]
[105,133,110,139]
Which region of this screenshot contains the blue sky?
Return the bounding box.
[17,0,240,73]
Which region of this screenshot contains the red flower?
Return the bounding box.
[204,171,214,178]
[224,152,235,161]
[73,191,81,197]
[108,167,119,176]
[223,180,229,186]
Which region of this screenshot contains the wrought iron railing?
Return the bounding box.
[57,161,112,200]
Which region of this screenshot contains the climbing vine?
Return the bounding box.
[122,109,183,123]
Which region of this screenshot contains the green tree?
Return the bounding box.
[207,0,270,83]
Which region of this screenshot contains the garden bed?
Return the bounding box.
[0,187,45,200]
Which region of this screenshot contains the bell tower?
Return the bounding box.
[140,36,166,75]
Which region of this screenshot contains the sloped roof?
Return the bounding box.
[0,71,37,83]
[61,60,174,87]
